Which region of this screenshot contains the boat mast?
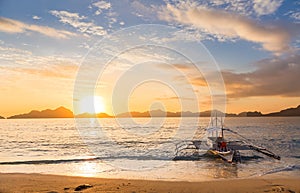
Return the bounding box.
[215,112,217,127]
[221,117,224,138]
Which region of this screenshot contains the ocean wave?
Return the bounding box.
[0,157,99,165]
[0,156,171,165]
[260,164,300,176]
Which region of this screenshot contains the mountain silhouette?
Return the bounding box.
[116,110,200,117]
[5,104,300,119]
[238,111,263,117]
[8,106,73,119]
[264,105,300,116]
[116,105,300,117]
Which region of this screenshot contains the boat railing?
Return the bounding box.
[174,140,198,156]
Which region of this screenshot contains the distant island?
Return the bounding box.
[264,105,300,116]
[0,115,5,119]
[117,105,300,117]
[6,106,112,119]
[4,105,300,119]
[116,109,199,117]
[7,106,73,119]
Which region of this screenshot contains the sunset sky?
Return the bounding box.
[0,0,299,117]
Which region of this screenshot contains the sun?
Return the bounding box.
[79,95,105,114]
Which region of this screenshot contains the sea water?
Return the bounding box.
[0,117,299,181]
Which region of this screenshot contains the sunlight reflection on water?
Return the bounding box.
[0,117,299,181]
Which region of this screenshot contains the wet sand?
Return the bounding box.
[0,173,299,193]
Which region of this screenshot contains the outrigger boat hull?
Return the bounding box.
[173,115,280,163]
[209,150,233,162]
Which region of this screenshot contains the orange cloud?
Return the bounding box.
[155,96,195,101]
[1,63,78,79]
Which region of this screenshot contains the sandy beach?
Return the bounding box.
[0,173,299,193]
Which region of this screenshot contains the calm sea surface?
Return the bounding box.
[0,117,299,181]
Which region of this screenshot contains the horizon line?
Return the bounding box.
[2,104,299,119]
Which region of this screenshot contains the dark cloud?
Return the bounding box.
[223,54,300,98]
[157,54,300,98]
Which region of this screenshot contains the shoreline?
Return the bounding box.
[0,173,299,193]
